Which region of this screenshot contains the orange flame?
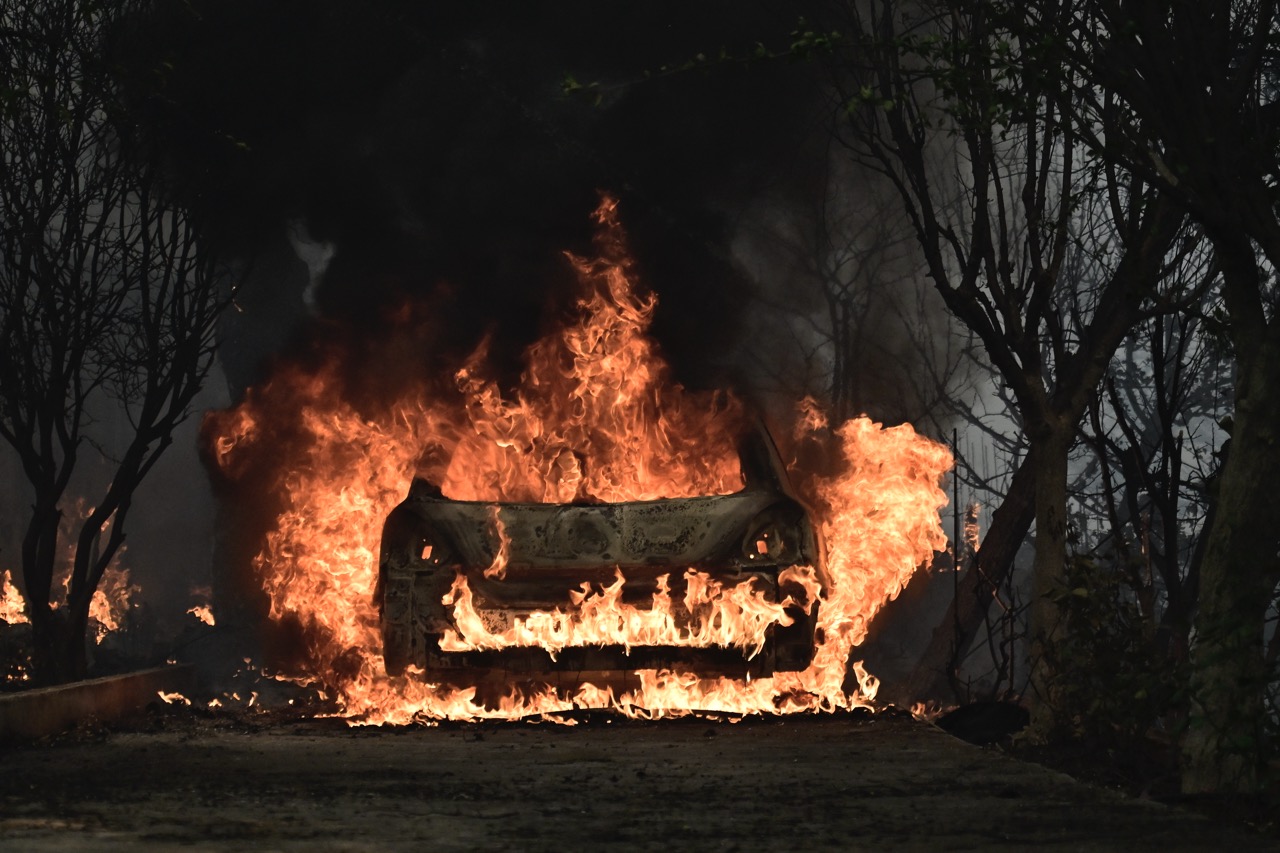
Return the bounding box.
[964,502,982,556]
[438,566,816,661]
[0,569,28,625]
[441,197,743,504]
[56,501,138,643]
[86,566,139,642]
[205,196,952,723]
[188,604,216,626]
[2,504,137,642]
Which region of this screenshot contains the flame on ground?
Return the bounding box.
[205,196,952,723]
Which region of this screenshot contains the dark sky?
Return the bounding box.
[127,1,829,397]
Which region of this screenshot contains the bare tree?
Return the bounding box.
[734,143,973,428]
[804,0,1188,728]
[0,0,230,683]
[1021,0,1280,795]
[1077,271,1228,659]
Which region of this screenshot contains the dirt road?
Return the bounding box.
[0,711,1270,851]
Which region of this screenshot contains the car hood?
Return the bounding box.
[397,482,789,570]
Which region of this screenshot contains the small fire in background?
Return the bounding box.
[0,569,26,626]
[84,566,141,645]
[1,560,138,648]
[187,586,216,626]
[1,569,32,685]
[188,605,216,626]
[4,537,212,688]
[206,196,953,723]
[1,503,140,650]
[963,503,982,560]
[60,501,141,644]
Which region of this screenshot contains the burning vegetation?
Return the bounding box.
[204,197,952,723]
[1,535,140,687]
[0,504,140,643]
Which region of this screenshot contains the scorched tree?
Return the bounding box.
[0,0,230,683]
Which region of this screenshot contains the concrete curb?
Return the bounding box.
[0,664,194,740]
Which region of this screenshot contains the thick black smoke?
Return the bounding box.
[126,0,828,398]
[98,2,969,683]
[102,1,847,677]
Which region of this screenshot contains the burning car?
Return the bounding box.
[205,197,951,721]
[377,422,826,683]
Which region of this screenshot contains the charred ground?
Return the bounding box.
[1,706,1274,851]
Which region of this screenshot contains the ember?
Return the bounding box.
[188,604,216,626]
[205,197,952,723]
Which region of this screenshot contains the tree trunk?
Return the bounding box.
[1181,338,1280,793]
[29,603,89,685]
[21,500,92,686]
[1026,424,1072,734]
